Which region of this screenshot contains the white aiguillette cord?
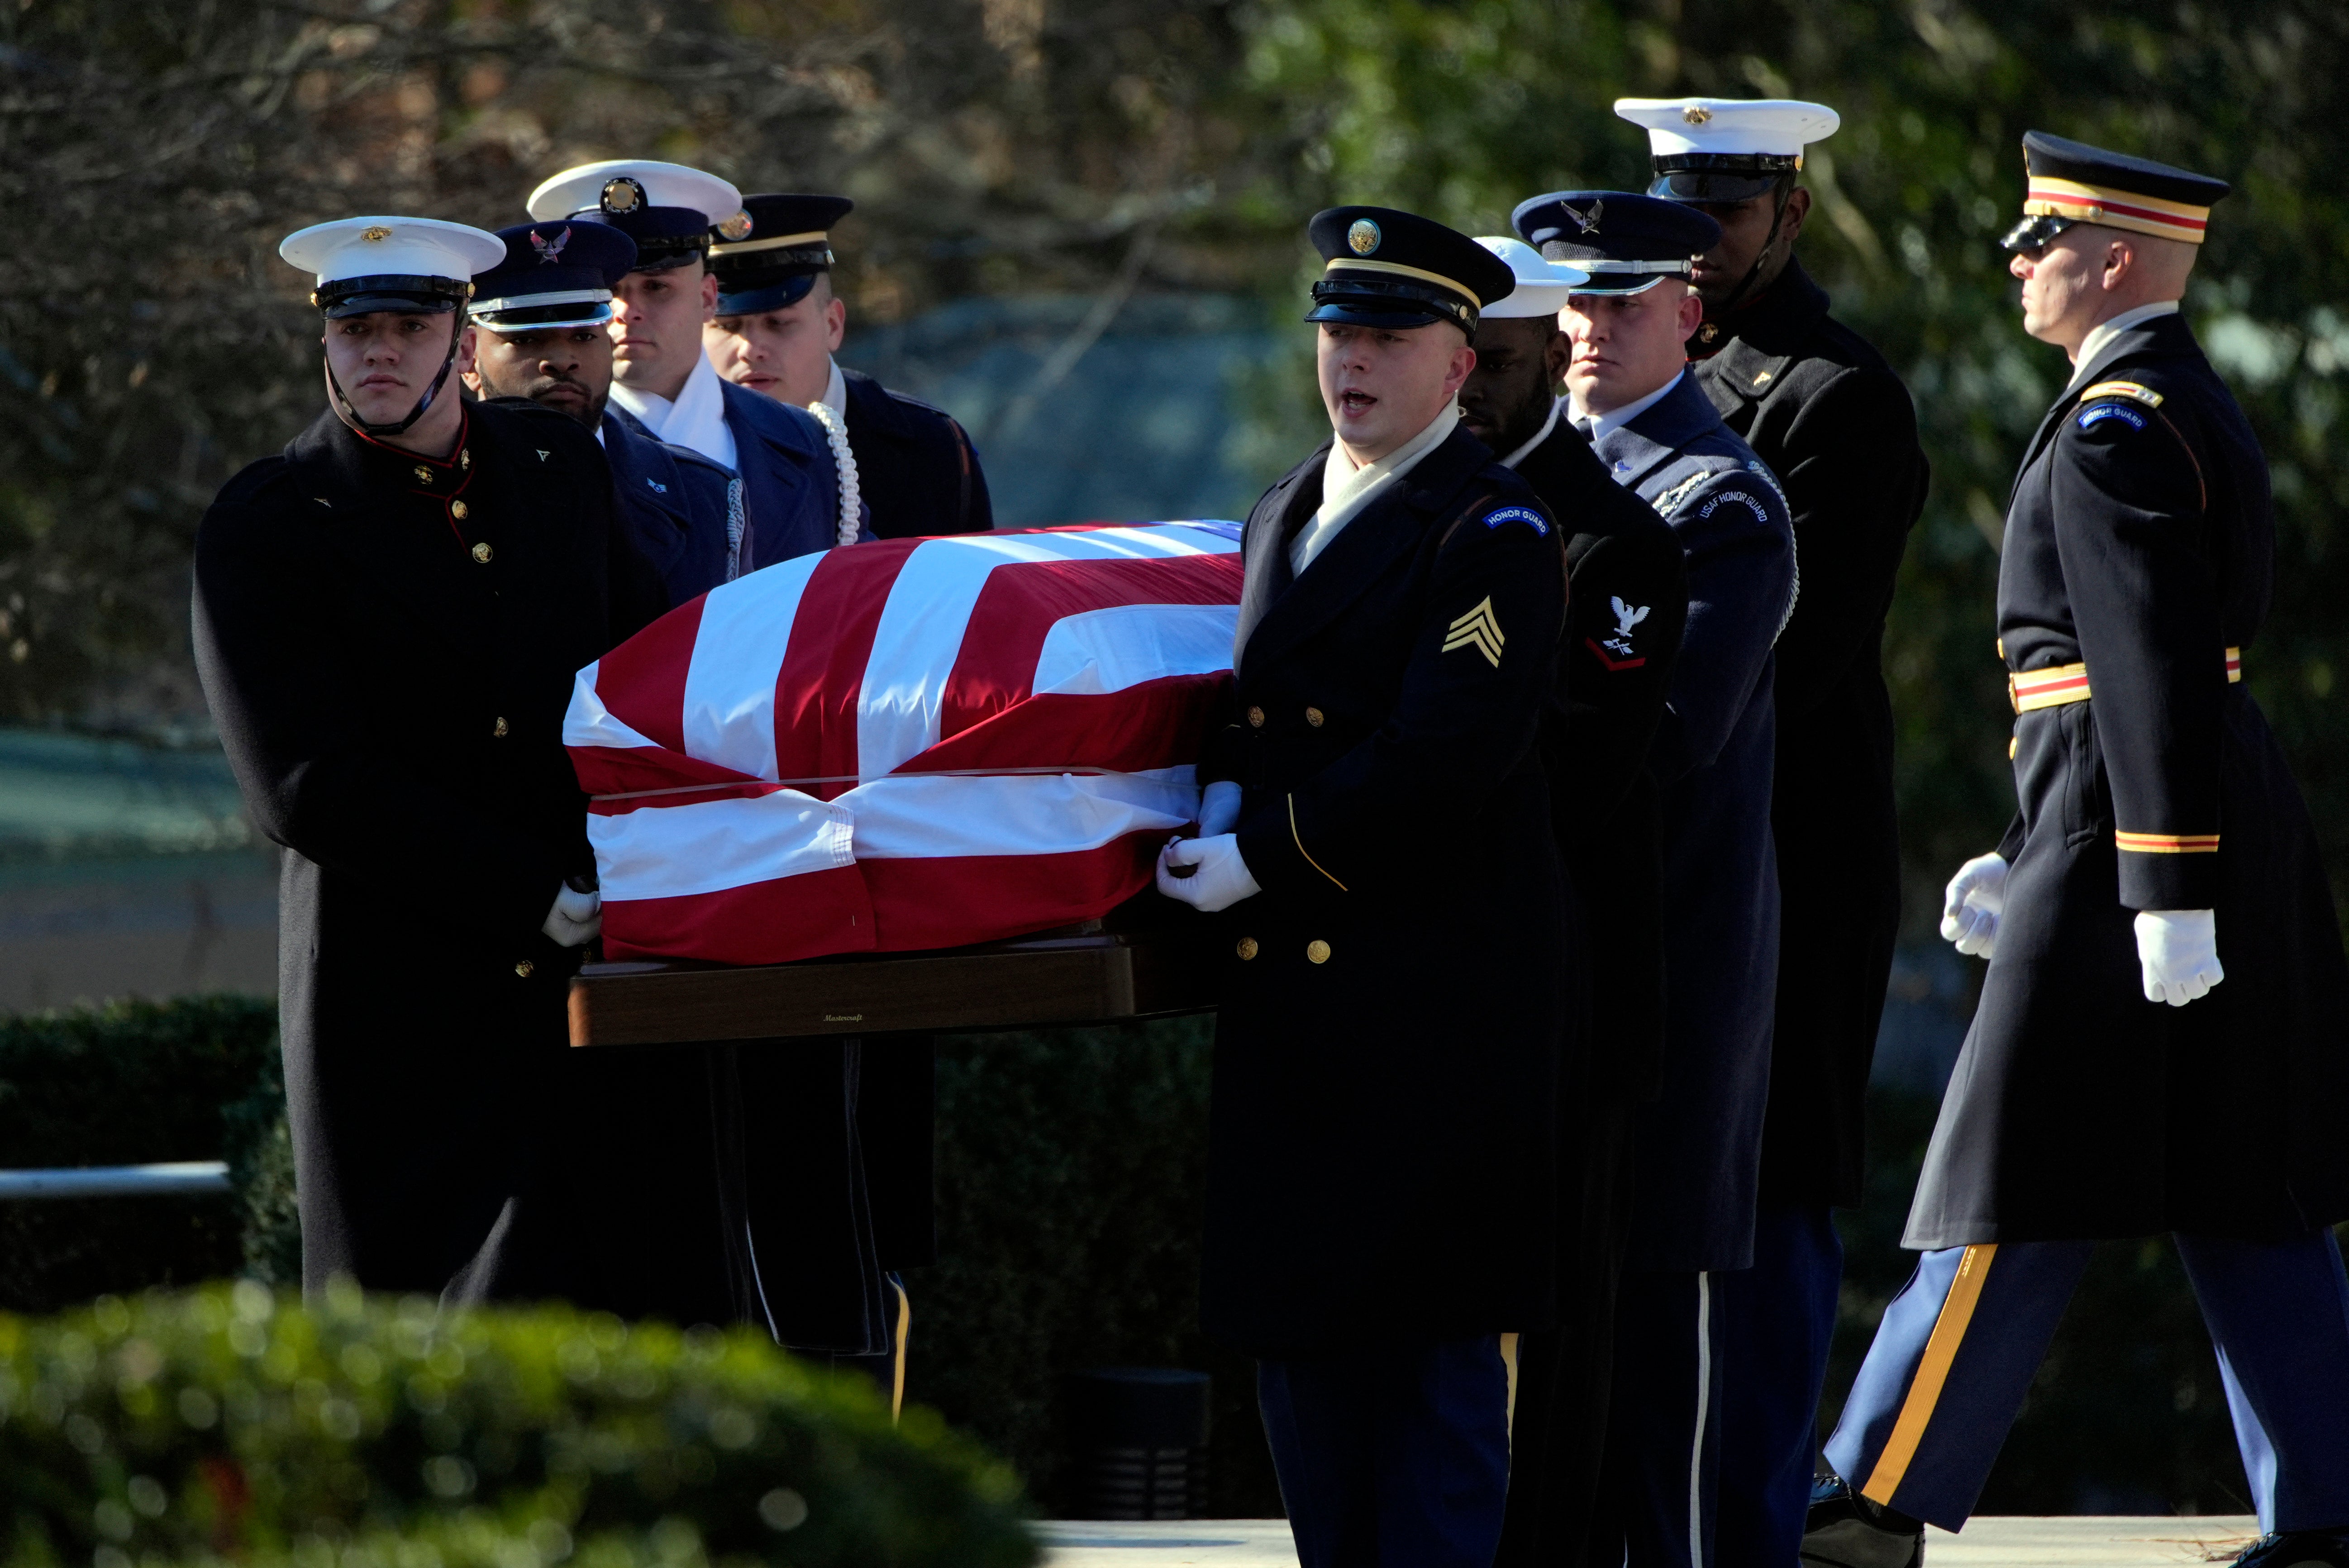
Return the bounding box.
[588,765,1171,805]
[805,400,862,547]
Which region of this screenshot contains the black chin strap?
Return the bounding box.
[326,313,466,438]
[1710,181,1796,322]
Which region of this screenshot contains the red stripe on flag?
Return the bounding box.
[862,836,1166,951]
[771,541,921,801]
[601,862,877,965]
[909,676,1230,777]
[591,598,707,757]
[570,743,760,803]
[939,553,1246,740]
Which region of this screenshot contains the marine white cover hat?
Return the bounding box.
[1472,237,1590,318]
[1614,98,1841,159]
[278,216,506,287]
[526,159,742,224]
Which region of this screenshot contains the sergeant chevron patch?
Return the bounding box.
[1443,596,1506,667]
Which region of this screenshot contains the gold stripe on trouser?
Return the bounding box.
[1862,1244,1999,1506]
[890,1279,911,1424]
[1498,1332,1520,1447]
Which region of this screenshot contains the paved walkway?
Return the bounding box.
[1038,1516,2263,1566]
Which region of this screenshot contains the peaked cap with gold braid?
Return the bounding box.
[2002,130,2230,253]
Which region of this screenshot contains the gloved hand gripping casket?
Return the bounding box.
[564,523,1243,965]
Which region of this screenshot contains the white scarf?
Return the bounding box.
[1290,403,1459,577]
[610,352,737,471]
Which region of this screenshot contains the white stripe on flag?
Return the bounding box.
[1032,603,1241,696]
[592,790,855,901]
[856,525,1238,780]
[564,661,660,751]
[842,768,1196,858]
[681,550,825,781]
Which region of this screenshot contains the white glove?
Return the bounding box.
[542,883,602,948]
[1939,852,2008,959]
[2135,909,2223,1007]
[1154,834,1261,913]
[1197,780,1243,838]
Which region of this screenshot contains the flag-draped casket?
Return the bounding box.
[565,523,1244,965]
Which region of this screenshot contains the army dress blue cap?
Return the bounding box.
[525,159,742,273]
[1307,206,1517,334]
[1617,97,1840,205]
[469,222,637,334]
[2003,130,2230,254]
[1510,191,1721,295]
[708,193,856,316]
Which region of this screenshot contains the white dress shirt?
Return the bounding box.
[2068,300,2181,391]
[1290,404,1460,577]
[1573,367,1685,446]
[820,357,848,419]
[609,353,737,471]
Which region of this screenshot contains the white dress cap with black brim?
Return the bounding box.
[1615,98,1840,204]
[1473,237,1590,319]
[279,216,507,317]
[526,160,743,272]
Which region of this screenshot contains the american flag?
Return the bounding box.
[565,523,1245,965]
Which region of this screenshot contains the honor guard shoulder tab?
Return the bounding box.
[1482,505,1550,536]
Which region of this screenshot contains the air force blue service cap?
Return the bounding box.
[1472,236,1589,319]
[1307,206,1517,334]
[1616,98,1839,205]
[526,160,742,272]
[708,193,856,316]
[1510,191,1721,295]
[279,216,505,318]
[2002,130,2230,254]
[470,222,638,335]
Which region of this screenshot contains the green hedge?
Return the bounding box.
[0,1282,1039,1568]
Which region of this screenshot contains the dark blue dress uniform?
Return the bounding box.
[1495,410,1690,1568]
[1193,207,1567,1568]
[1519,189,1798,1568]
[195,396,668,1302]
[709,192,993,542]
[1817,137,2349,1561]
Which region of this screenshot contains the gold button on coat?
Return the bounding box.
[513,960,535,978]
[412,465,433,485]
[1247,705,1265,728]
[1305,706,1325,727]
[471,542,493,564]
[1236,937,1259,961]
[1306,939,1331,964]
[450,500,470,521]
[492,716,508,738]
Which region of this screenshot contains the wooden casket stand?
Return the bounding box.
[568,900,1215,1048]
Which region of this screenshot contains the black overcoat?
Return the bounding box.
[1196,425,1570,1355]
[1592,374,1797,1273]
[193,401,668,1303]
[1906,312,2349,1248]
[841,367,993,538]
[1692,260,1927,1208]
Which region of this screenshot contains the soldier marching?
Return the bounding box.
[186,99,2349,1568]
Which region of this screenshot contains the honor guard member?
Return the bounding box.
[1518,190,1796,1568]
[1458,236,1693,1568]
[193,218,667,1303]
[1620,95,1929,1565]
[1807,135,2349,1568]
[1155,207,1567,1568]
[527,160,853,585]
[463,220,743,606]
[705,192,994,544]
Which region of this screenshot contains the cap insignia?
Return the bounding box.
[1562,196,1604,234]
[1347,218,1382,255]
[600,177,646,215]
[361,225,393,243]
[1682,105,1713,125]
[530,225,571,264]
[716,210,754,242]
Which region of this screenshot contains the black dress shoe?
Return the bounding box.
[1801,1473,1925,1568]
[2230,1530,2349,1568]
